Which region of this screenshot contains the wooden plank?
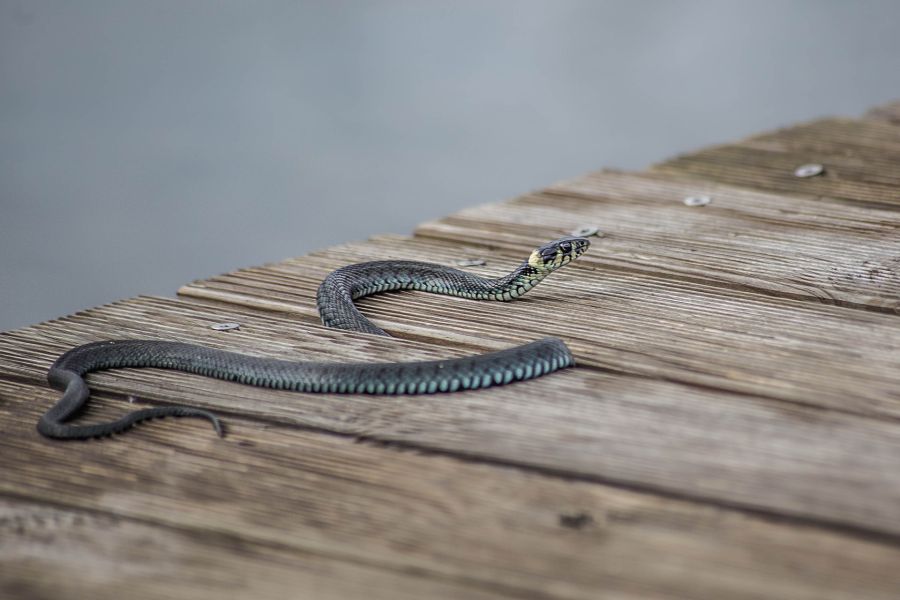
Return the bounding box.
[177,235,900,419]
[865,100,900,125]
[3,377,900,600]
[0,497,508,600]
[415,170,900,312]
[4,296,900,538]
[655,117,900,208]
[6,99,900,599]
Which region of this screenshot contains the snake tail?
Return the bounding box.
[38,337,574,440]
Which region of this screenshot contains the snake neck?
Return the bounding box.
[483,262,550,301]
[317,259,555,336]
[346,260,551,302]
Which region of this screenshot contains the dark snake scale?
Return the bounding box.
[37,237,590,440]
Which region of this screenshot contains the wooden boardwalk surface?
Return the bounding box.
[2,100,900,599]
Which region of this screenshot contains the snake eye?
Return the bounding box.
[540,247,557,263]
[559,241,572,253]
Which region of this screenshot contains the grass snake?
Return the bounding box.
[37,237,590,440]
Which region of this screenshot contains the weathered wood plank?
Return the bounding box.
[3,377,900,600]
[0,497,508,600]
[655,117,900,208]
[177,235,900,419]
[7,98,900,600]
[4,296,900,538]
[414,170,900,312]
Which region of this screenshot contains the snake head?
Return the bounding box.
[527,236,591,272]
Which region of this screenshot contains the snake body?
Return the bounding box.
[37,237,590,440]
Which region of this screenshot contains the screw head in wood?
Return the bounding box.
[454,258,487,267]
[570,225,602,237]
[210,322,241,331]
[683,195,711,207]
[794,163,825,178]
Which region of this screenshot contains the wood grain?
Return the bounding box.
[3,295,900,539]
[178,234,900,419]
[655,117,900,208]
[415,170,900,311]
[0,497,508,600]
[3,377,900,600]
[6,100,900,599]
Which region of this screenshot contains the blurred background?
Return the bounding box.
[2,0,899,331]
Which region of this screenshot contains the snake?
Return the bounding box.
[37,236,590,440]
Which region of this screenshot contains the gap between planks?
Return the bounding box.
[3,295,900,541]
[0,495,510,600]
[414,169,900,314]
[4,377,900,600]
[655,116,900,209]
[178,234,900,420]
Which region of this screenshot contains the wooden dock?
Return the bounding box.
[2,100,900,599]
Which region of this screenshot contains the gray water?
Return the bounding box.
[2,0,899,332]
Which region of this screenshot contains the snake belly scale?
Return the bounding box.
[37,237,590,440]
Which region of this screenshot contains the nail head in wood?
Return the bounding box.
[794,164,825,178]
[683,195,712,207]
[454,258,487,267]
[570,225,602,237]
